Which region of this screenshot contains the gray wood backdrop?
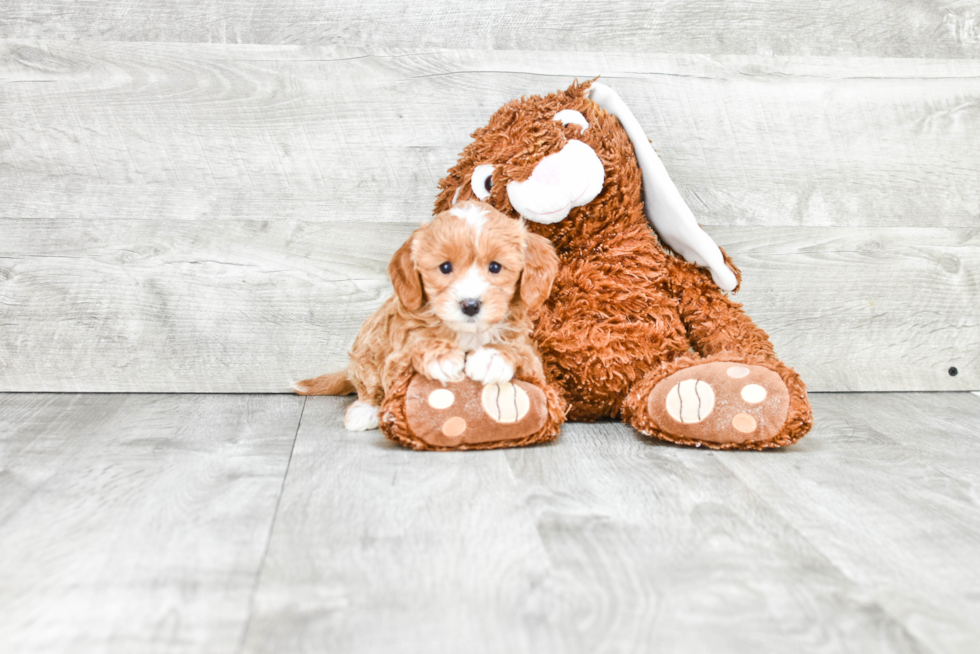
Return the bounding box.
[1,1,978,393]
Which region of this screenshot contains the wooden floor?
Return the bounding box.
[0,392,978,653]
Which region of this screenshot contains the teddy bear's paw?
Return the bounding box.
[647,362,789,446]
[403,376,548,449]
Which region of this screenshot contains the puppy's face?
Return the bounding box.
[389,201,558,332]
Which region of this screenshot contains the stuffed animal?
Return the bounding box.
[380,79,812,450]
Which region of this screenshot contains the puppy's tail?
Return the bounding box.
[292,370,356,396]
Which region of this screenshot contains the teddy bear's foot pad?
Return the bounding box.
[404,375,549,449]
[647,362,789,446]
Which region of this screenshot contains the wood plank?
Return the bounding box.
[0,219,414,392]
[1,0,977,59]
[241,396,560,653]
[717,392,980,653]
[0,393,303,654]
[243,395,935,653]
[810,392,980,485]
[0,220,980,392]
[0,220,975,393]
[717,226,980,393]
[2,42,978,229]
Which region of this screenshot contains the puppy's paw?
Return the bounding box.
[425,350,466,384]
[465,347,515,385]
[344,400,379,431]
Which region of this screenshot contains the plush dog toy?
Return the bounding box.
[380,79,812,450]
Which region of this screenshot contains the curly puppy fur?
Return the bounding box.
[295,201,561,436]
[433,80,812,448]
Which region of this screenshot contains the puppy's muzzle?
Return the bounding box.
[460,299,482,317]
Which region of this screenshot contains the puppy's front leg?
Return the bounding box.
[465,347,516,385]
[344,400,380,431]
[412,340,466,384]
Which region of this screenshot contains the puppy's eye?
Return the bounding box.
[488,261,501,274]
[554,109,589,132]
[439,262,453,274]
[471,164,495,200]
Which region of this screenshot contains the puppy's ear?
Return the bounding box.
[520,232,559,309]
[388,235,425,311]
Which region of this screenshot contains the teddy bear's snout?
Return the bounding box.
[505,140,604,224]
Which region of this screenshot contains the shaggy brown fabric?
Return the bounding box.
[380,368,566,451]
[431,80,813,449]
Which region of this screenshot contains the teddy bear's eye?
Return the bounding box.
[554,109,589,132]
[439,262,452,274]
[470,164,495,200]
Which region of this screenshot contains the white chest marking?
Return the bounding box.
[456,330,491,352]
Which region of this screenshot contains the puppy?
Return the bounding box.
[293,200,560,432]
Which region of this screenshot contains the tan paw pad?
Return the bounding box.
[732,413,757,433]
[740,384,767,403]
[441,416,467,438]
[481,382,531,424]
[428,388,455,409]
[664,379,715,423]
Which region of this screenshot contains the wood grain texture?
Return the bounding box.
[240,394,976,653]
[1,0,978,59]
[1,220,975,393]
[241,397,559,654]
[2,42,978,229]
[718,392,980,653]
[2,392,978,652]
[0,393,304,654]
[0,219,414,392]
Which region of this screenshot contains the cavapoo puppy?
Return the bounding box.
[294,200,560,432]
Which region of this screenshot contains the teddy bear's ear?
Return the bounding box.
[587,83,738,292]
[388,234,425,311]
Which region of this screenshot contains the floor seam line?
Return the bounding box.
[235,395,306,654]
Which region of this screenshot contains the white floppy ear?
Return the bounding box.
[588,83,738,292]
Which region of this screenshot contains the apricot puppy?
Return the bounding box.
[294,201,559,432]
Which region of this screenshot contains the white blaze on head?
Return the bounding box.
[505,140,605,224]
[450,202,490,236]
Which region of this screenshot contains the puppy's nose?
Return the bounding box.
[460,299,481,317]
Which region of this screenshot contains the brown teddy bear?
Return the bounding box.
[377,79,812,451]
